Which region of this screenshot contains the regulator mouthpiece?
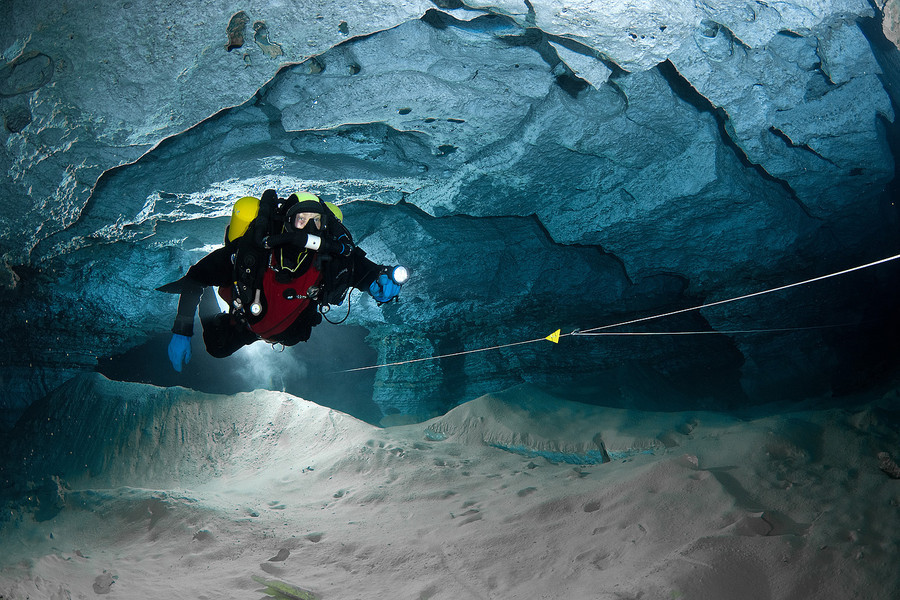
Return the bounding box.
[390,265,409,285]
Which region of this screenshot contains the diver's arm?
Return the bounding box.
[264,230,352,257]
[170,247,234,335]
[164,246,235,372]
[172,289,202,336]
[347,247,406,303]
[186,246,235,287]
[348,247,382,292]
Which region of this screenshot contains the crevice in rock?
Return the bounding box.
[526,210,637,284]
[252,87,289,141]
[657,59,818,221]
[430,0,465,9]
[699,19,751,50]
[421,6,590,97]
[421,7,513,33]
[523,0,538,27]
[420,8,453,30]
[546,33,627,80]
[777,29,804,39]
[804,69,838,98]
[767,126,834,165]
[394,197,637,296]
[603,75,630,109]
[553,70,590,97]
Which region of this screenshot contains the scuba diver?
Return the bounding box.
[158,188,408,372]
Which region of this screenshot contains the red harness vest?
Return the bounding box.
[218,259,321,341]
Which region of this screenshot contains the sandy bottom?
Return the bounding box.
[1,374,899,599]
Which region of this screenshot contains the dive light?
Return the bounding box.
[371,265,409,305]
[389,265,410,286]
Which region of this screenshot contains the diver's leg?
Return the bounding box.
[202,313,257,358]
[275,305,323,345]
[198,288,221,321]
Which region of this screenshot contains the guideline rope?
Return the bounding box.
[571,324,858,337]
[571,253,900,337]
[340,337,546,373]
[338,253,900,373]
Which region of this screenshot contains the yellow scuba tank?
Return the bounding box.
[225,196,265,317]
[324,201,343,222]
[226,196,260,242]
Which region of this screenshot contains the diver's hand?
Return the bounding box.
[369,273,401,303]
[168,334,192,372]
[264,231,309,249]
[320,238,353,257]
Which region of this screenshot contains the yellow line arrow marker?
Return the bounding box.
[545,329,561,344]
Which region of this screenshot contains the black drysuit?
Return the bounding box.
[170,243,382,358]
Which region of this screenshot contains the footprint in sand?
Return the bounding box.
[450,508,482,525]
[92,571,116,594]
[268,548,290,562]
[192,530,214,542]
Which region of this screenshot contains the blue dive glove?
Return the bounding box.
[369,273,402,303]
[168,334,192,372]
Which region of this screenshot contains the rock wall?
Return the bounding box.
[1,1,898,422]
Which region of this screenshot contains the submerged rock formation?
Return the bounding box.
[1,0,898,423]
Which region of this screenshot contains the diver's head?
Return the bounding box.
[291,210,322,232]
[285,192,324,233]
